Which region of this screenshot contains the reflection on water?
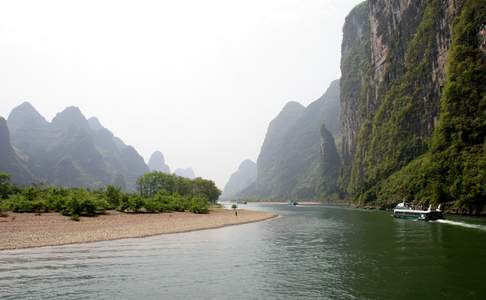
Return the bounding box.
[1,205,485,299]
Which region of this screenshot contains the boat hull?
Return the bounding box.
[394,210,444,221]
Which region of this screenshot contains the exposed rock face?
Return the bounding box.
[245,79,341,200]
[148,151,171,174]
[5,102,149,190]
[0,117,33,184]
[340,0,486,211]
[256,101,305,197]
[222,160,256,199]
[319,125,341,196]
[340,2,371,187]
[320,80,342,139]
[175,168,195,179]
[340,0,461,195]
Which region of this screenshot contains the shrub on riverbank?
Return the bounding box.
[0,172,219,219]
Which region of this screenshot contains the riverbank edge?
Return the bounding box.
[0,209,279,251]
[242,200,485,216]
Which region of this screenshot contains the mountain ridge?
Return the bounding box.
[2,102,149,190]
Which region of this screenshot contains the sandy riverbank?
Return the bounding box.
[0,209,277,250]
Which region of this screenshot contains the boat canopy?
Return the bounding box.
[395,202,410,209]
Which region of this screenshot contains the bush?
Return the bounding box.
[0,173,13,199]
[0,172,217,218]
[7,194,33,212]
[105,185,121,209]
[143,198,162,213]
[190,196,209,214]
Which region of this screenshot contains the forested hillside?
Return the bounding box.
[340,0,485,213]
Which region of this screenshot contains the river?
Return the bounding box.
[1,204,485,299]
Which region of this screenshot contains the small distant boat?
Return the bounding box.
[288,201,299,206]
[393,202,444,221]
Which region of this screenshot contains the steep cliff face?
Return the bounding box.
[340,2,371,188]
[249,80,341,200]
[222,159,257,199]
[256,101,305,197]
[341,0,485,211]
[341,0,460,194]
[0,117,33,184]
[319,125,341,197]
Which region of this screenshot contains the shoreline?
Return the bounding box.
[248,201,350,206]
[244,201,325,205]
[0,209,278,251]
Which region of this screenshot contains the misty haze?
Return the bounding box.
[1,0,485,299]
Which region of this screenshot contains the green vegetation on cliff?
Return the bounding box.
[339,1,371,193]
[357,0,486,213]
[345,0,439,196]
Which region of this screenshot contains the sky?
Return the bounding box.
[0,0,363,188]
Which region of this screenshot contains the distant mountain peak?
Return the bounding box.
[52,106,89,129]
[239,159,256,170]
[152,151,166,162]
[282,101,305,111]
[57,106,83,117]
[15,101,36,112]
[8,101,48,128]
[4,102,149,190]
[148,151,171,173]
[222,159,257,199]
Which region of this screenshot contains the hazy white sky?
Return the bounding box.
[0,0,362,188]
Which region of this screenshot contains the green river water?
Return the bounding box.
[1,204,485,299]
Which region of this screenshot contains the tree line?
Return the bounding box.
[0,172,221,220]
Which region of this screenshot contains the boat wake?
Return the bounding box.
[434,219,486,231]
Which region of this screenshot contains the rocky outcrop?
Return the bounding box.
[175,168,195,179]
[222,160,257,199]
[148,151,171,174]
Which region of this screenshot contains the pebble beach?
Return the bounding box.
[0,209,277,250]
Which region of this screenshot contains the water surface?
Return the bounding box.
[1,204,485,299]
